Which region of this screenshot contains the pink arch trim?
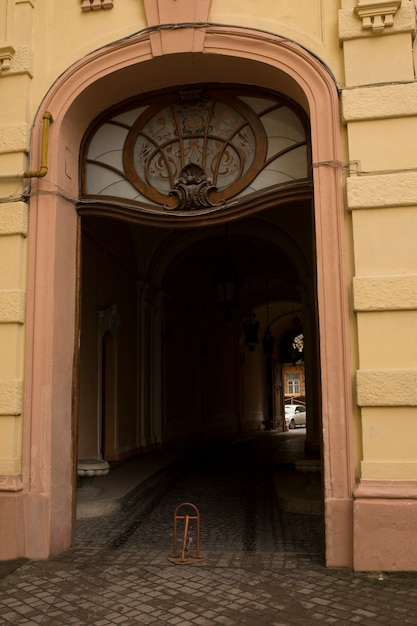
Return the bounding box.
[24,25,353,566]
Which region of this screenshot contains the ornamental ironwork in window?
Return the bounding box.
[82,86,310,214]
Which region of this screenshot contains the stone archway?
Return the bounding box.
[21,24,353,566]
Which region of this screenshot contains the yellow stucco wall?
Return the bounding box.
[1,0,417,490]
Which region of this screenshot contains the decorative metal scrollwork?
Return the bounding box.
[167,163,218,211]
[82,84,310,216]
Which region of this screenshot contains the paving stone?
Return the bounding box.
[2,434,417,624]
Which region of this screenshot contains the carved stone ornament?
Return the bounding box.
[356,0,401,34]
[167,163,218,211]
[81,0,113,11]
[0,44,16,73]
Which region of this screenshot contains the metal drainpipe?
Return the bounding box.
[0,112,53,180]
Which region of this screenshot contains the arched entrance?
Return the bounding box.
[77,82,315,450]
[23,25,353,566]
[78,211,312,450]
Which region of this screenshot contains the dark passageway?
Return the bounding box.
[77,433,324,566]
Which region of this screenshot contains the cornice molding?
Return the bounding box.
[355,0,401,34]
[339,0,415,41]
[81,0,113,11]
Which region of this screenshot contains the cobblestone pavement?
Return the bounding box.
[2,433,417,625]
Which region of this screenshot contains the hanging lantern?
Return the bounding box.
[262,276,275,356]
[213,226,241,319]
[243,311,260,351]
[214,261,240,319]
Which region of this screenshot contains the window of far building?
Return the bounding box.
[287,372,301,395]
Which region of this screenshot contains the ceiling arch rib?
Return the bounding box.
[81,85,311,221]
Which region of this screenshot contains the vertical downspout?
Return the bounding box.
[0,112,53,180]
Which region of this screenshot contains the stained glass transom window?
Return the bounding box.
[82,86,310,214]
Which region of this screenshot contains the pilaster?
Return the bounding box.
[340,0,417,494]
[339,0,415,86]
[0,0,34,491]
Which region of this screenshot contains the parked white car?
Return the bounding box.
[285,404,306,429]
